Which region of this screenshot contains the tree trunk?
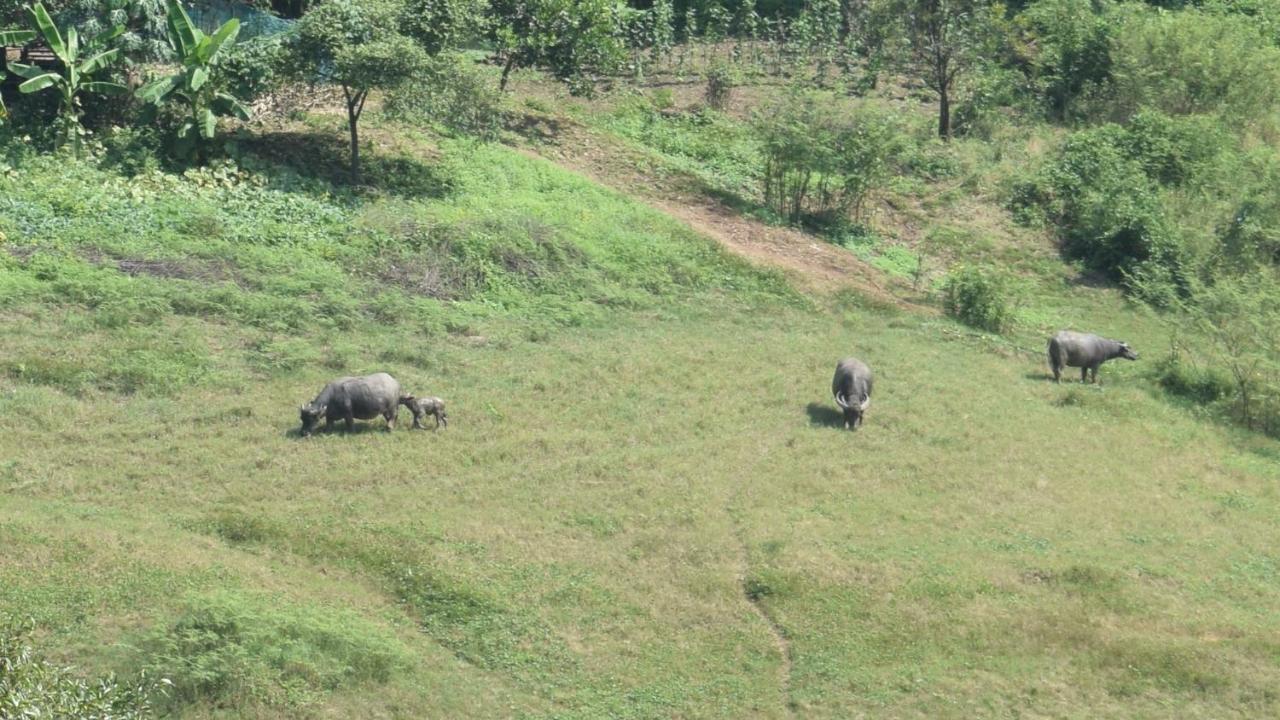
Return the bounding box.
[500,55,516,91]
[938,82,951,140]
[345,88,363,185]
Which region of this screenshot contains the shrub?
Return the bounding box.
[384,53,506,141]
[1036,123,1182,280]
[219,34,291,106]
[1018,0,1113,121]
[1,617,164,719]
[704,60,736,110]
[755,92,903,225]
[942,264,1018,333]
[99,124,165,176]
[1110,6,1280,127]
[141,592,408,711]
[1154,352,1233,405]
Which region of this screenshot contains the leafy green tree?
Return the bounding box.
[8,2,126,154]
[651,0,675,66]
[896,0,997,139]
[839,0,897,90]
[136,0,249,162]
[792,0,842,85]
[489,0,624,93]
[1171,273,1280,431]
[399,0,485,54]
[1018,0,1113,120]
[615,3,651,81]
[292,0,429,183]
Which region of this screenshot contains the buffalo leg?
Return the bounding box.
[385,409,397,431]
[1081,367,1089,383]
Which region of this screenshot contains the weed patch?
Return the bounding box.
[138,591,408,712]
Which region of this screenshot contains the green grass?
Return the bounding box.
[2,105,1279,718]
[4,291,1280,716]
[589,93,762,200]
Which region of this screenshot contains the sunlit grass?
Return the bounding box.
[2,295,1278,717]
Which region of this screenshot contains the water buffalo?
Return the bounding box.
[299,372,403,436]
[400,395,448,430]
[1048,331,1138,384]
[832,357,873,430]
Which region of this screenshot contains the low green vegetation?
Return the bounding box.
[3,0,1280,717]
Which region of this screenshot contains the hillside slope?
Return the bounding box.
[2,109,1279,719]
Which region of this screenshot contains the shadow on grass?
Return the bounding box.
[1028,371,1100,384]
[286,423,400,440]
[805,402,846,429]
[505,112,570,145]
[1025,371,1062,383]
[241,131,455,200]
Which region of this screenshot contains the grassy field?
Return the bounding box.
[3,90,1280,718]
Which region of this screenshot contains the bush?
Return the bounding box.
[99,125,165,176]
[1110,6,1280,127]
[1018,0,1114,121]
[754,92,904,225]
[1154,353,1233,405]
[219,34,292,106]
[1,617,164,719]
[1035,123,1182,281]
[704,60,737,111]
[141,592,408,711]
[942,264,1018,333]
[384,54,506,141]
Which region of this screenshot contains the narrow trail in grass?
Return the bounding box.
[515,120,931,313]
[727,491,794,717]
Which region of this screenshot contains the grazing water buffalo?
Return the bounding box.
[832,357,873,430]
[400,395,448,430]
[299,372,403,436]
[1048,331,1138,384]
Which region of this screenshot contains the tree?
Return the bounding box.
[136,0,250,163]
[1018,0,1113,121]
[897,0,995,139]
[291,0,429,183]
[8,2,126,154]
[399,0,485,54]
[488,0,623,93]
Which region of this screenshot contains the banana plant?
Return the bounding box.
[136,0,248,162]
[8,2,125,154]
[0,27,37,124]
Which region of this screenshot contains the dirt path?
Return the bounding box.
[516,119,931,312]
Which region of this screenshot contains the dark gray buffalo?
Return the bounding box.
[832,357,874,430]
[1047,331,1138,384]
[299,372,403,436]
